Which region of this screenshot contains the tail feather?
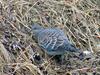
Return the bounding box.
[66,44,80,52]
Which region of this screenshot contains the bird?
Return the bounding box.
[31,23,80,56]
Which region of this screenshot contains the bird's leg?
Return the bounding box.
[60,55,65,64]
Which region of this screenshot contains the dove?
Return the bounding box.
[31,23,80,56]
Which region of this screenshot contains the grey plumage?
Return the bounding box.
[31,23,80,55]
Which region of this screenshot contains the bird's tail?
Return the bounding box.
[66,44,80,52]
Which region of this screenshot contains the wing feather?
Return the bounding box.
[38,28,68,51]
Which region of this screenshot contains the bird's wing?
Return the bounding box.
[37,28,69,51]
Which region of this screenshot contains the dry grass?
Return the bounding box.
[0,0,100,75]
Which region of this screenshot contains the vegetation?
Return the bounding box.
[0,0,100,75]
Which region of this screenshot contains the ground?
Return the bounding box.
[0,0,100,75]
